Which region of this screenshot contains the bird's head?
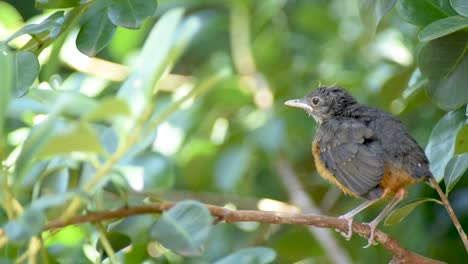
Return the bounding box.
[285,86,359,124]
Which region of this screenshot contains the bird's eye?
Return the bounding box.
[311,97,320,106]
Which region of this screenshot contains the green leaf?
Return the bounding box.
[96,232,131,257]
[150,200,212,257]
[0,46,13,159]
[215,145,251,192]
[109,215,153,243]
[418,32,468,110]
[6,11,64,42]
[455,123,468,154]
[117,8,201,122]
[108,0,157,29]
[15,94,75,185]
[396,0,457,26]
[26,89,98,119]
[13,51,40,97]
[45,226,87,247]
[451,0,468,17]
[76,10,116,57]
[117,8,185,115]
[0,1,23,28]
[38,122,105,157]
[131,153,175,191]
[402,69,428,99]
[83,97,131,122]
[359,0,397,34]
[4,208,47,242]
[384,198,443,226]
[36,0,83,9]
[214,247,277,264]
[419,16,468,41]
[29,193,75,210]
[445,153,468,194]
[425,109,466,181]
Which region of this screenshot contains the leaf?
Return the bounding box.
[6,11,64,42]
[36,0,83,9]
[215,145,251,192]
[396,0,457,26]
[455,123,468,154]
[83,97,131,122]
[402,68,428,99]
[419,16,468,41]
[150,200,212,257]
[96,232,131,257]
[451,0,468,17]
[0,1,23,28]
[109,215,153,243]
[108,0,157,29]
[445,153,468,194]
[29,193,75,211]
[359,0,397,34]
[425,109,466,181]
[0,46,13,158]
[76,10,116,57]
[38,122,105,157]
[4,208,47,242]
[45,226,87,247]
[131,153,175,191]
[117,8,201,126]
[12,51,40,97]
[418,32,468,110]
[384,198,443,226]
[117,8,184,117]
[214,247,277,264]
[15,94,76,185]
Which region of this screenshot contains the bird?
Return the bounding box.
[285,86,434,248]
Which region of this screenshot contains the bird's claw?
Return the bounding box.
[212,207,232,225]
[337,215,353,240]
[362,222,379,248]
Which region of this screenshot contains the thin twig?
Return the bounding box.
[44,201,445,264]
[429,176,468,252]
[95,223,121,264]
[59,72,227,221]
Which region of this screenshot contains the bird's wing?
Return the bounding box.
[315,120,384,196]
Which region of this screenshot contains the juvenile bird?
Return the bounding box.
[285,86,433,247]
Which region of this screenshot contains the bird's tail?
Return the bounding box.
[427,176,468,252]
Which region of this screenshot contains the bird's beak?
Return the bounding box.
[284,98,313,112]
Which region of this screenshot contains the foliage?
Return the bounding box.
[0,0,467,263]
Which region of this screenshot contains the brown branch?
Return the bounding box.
[44,202,445,264]
[428,176,468,252]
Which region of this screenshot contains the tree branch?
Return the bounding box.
[428,176,468,252]
[44,202,445,264]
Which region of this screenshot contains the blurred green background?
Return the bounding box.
[0,0,467,263]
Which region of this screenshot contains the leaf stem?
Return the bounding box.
[96,223,121,264]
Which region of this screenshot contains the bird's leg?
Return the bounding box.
[338,199,380,240]
[363,188,406,248]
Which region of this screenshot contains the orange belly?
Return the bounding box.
[380,165,418,193]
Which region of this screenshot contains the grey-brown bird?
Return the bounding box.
[285,86,433,247]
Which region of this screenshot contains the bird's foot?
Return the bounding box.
[363,222,379,248]
[336,215,353,240]
[212,207,232,225]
